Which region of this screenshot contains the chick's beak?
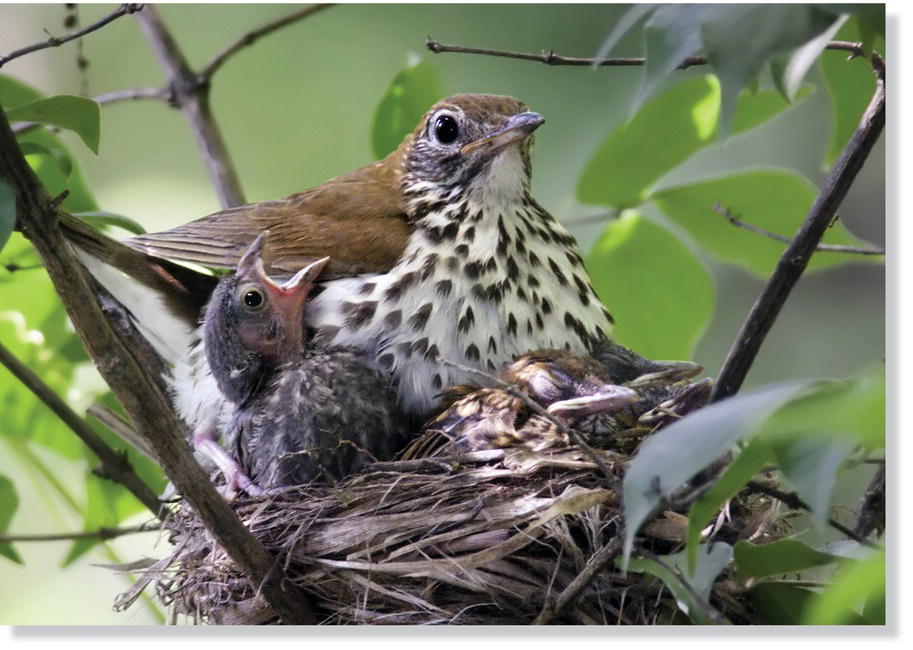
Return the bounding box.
[461,111,545,156]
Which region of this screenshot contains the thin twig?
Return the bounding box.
[93,86,172,106]
[0,340,165,519]
[0,522,158,544]
[200,4,333,81]
[0,110,316,625]
[710,50,885,402]
[534,538,623,624]
[436,357,619,492]
[640,550,728,625]
[712,203,885,256]
[426,39,883,72]
[745,480,880,549]
[88,402,158,463]
[133,6,245,209]
[0,4,144,69]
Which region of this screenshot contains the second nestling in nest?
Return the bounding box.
[192,233,711,497]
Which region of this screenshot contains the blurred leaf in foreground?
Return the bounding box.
[371,58,443,160]
[5,96,101,154]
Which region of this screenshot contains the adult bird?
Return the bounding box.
[59,93,699,433]
[199,233,409,493]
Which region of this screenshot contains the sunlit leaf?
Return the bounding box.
[578,76,813,209]
[652,169,877,277]
[5,95,101,154]
[0,178,14,255]
[0,474,22,564]
[622,380,813,562]
[802,549,885,625]
[700,5,838,135]
[370,58,443,160]
[585,212,713,360]
[623,543,732,624]
[733,539,844,580]
[686,437,774,574]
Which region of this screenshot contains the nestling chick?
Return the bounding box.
[200,233,409,494]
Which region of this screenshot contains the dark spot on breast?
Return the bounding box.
[396,342,413,359]
[488,336,498,354]
[573,275,589,295]
[455,244,469,257]
[411,337,429,356]
[421,253,439,280]
[425,343,439,361]
[378,353,395,369]
[431,373,443,390]
[463,226,476,243]
[344,300,378,330]
[601,305,615,325]
[384,309,402,329]
[435,279,452,297]
[535,313,544,330]
[409,303,433,330]
[527,319,533,336]
[465,343,480,361]
[358,282,376,296]
[578,290,590,306]
[484,258,498,273]
[464,261,482,279]
[447,256,459,271]
[458,306,475,333]
[541,298,552,315]
[487,359,497,372]
[505,256,519,279]
[566,250,584,267]
[516,286,528,302]
[549,258,568,286]
[385,271,418,302]
[442,222,459,241]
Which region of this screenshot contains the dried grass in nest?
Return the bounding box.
[117,438,789,625]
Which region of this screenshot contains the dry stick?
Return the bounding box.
[0,114,315,625]
[94,86,173,107]
[200,4,333,81]
[133,6,245,209]
[88,402,158,463]
[534,538,623,625]
[710,56,885,402]
[0,4,144,69]
[745,480,880,550]
[0,522,158,544]
[712,203,885,256]
[0,340,165,519]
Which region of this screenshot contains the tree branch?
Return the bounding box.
[712,203,885,256]
[0,522,158,544]
[93,85,173,107]
[0,4,144,69]
[200,4,333,82]
[133,6,245,208]
[0,339,165,519]
[0,111,315,625]
[534,538,623,624]
[710,56,885,402]
[88,402,158,463]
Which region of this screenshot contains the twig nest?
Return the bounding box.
[120,443,785,625]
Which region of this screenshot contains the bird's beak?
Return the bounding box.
[546,384,639,418]
[237,231,270,279]
[460,111,545,157]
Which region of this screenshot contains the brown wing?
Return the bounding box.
[126,154,411,279]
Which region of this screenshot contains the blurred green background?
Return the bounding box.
[0,4,884,624]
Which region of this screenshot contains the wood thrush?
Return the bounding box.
[198,234,408,493]
[62,93,699,435]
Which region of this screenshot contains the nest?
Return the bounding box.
[117,436,788,625]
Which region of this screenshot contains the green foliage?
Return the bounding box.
[74,211,147,236]
[0,475,22,564]
[733,539,846,580]
[585,212,712,360]
[4,96,101,154]
[370,58,443,160]
[802,549,885,624]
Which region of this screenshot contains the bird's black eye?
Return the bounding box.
[242,288,265,311]
[433,114,459,144]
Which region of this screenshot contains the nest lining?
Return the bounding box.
[117,441,786,625]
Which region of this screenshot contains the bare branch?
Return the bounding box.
[0,111,315,625]
[133,6,245,208]
[201,4,333,81]
[0,522,158,544]
[713,203,885,256]
[93,85,172,107]
[0,4,144,69]
[710,56,885,402]
[0,340,165,518]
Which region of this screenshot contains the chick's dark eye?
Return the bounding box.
[242,289,264,310]
[434,114,459,144]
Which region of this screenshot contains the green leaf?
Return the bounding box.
[585,212,713,360]
[821,20,881,168]
[802,549,885,625]
[622,379,813,562]
[5,96,101,154]
[0,475,22,563]
[686,437,774,574]
[747,582,815,624]
[592,4,658,66]
[74,211,146,236]
[578,76,812,209]
[700,5,838,134]
[733,539,844,580]
[772,15,847,102]
[771,436,853,527]
[0,179,14,255]
[0,73,43,109]
[653,169,877,277]
[18,141,74,179]
[371,58,443,160]
[17,130,98,213]
[624,543,732,624]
